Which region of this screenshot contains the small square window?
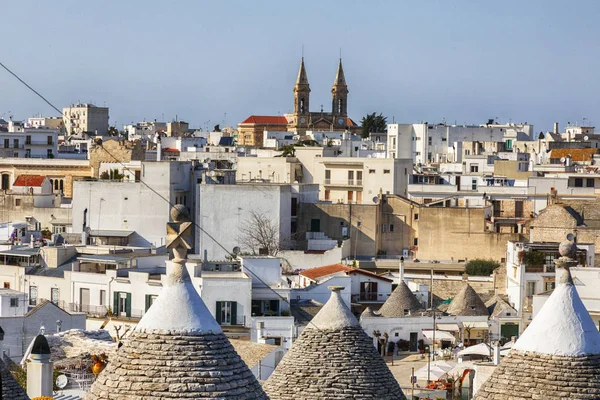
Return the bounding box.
[395,332,399,337]
[383,169,390,174]
[382,224,386,233]
[15,199,21,206]
[10,297,19,307]
[369,169,375,174]
[390,224,394,232]
[414,214,419,221]
[413,238,419,246]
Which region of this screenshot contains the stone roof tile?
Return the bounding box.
[264,287,407,400]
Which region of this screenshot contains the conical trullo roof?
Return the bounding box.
[377,280,423,317]
[360,306,377,319]
[475,265,600,399]
[0,355,29,400]
[445,283,488,316]
[264,286,407,400]
[86,262,267,399]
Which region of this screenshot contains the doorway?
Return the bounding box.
[80,288,90,312]
[409,332,418,352]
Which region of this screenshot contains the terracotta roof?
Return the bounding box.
[13,174,46,187]
[240,115,289,125]
[162,148,180,153]
[549,148,598,161]
[300,263,392,282]
[346,117,358,127]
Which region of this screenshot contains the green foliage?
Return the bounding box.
[465,258,500,276]
[280,309,291,316]
[360,112,387,138]
[523,251,546,267]
[277,144,296,157]
[100,168,124,181]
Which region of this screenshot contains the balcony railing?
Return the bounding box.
[352,293,380,302]
[323,179,363,187]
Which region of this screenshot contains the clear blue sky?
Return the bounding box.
[2,0,600,132]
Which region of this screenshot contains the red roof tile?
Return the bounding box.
[300,263,392,282]
[163,148,180,153]
[240,115,289,125]
[13,175,47,187]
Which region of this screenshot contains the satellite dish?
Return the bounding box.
[560,157,566,163]
[209,171,216,177]
[372,196,379,204]
[232,246,240,256]
[584,135,589,141]
[85,227,91,235]
[566,233,575,242]
[56,374,68,389]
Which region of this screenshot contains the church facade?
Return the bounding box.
[238,58,359,146]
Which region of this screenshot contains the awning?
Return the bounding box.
[437,323,460,331]
[89,230,134,238]
[422,330,456,342]
[458,343,492,357]
[463,321,489,330]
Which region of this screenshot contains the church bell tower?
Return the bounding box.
[331,58,348,127]
[293,57,311,129]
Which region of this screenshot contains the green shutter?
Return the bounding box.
[231,302,238,325]
[126,293,132,317]
[216,302,222,324]
[113,291,119,314]
[145,295,151,312]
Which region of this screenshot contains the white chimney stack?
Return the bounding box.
[553,122,559,134]
[27,335,54,398]
[492,342,501,365]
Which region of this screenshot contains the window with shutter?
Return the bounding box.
[216,302,222,324]
[231,302,237,326]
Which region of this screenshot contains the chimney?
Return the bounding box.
[492,342,501,365]
[399,258,405,283]
[553,122,559,134]
[27,335,54,398]
[156,137,162,162]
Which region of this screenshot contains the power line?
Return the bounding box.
[0,61,355,343]
[0,61,62,116]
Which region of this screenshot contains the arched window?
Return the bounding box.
[54,179,59,191]
[338,99,343,114]
[59,180,64,192]
[300,98,305,114]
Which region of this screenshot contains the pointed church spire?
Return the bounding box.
[296,57,309,86]
[333,58,347,87]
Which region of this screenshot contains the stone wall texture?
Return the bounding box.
[85,332,268,400]
[475,350,600,399]
[264,326,407,400]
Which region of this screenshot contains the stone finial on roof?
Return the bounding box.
[446,283,488,316]
[264,286,407,400]
[377,280,423,318]
[85,205,267,400]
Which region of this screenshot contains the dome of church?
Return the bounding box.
[85,262,267,399]
[377,280,423,317]
[264,286,407,400]
[446,283,489,316]
[475,266,600,399]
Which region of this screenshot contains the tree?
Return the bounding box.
[277,144,296,157]
[108,126,120,136]
[360,112,387,138]
[238,211,281,256]
[465,259,500,276]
